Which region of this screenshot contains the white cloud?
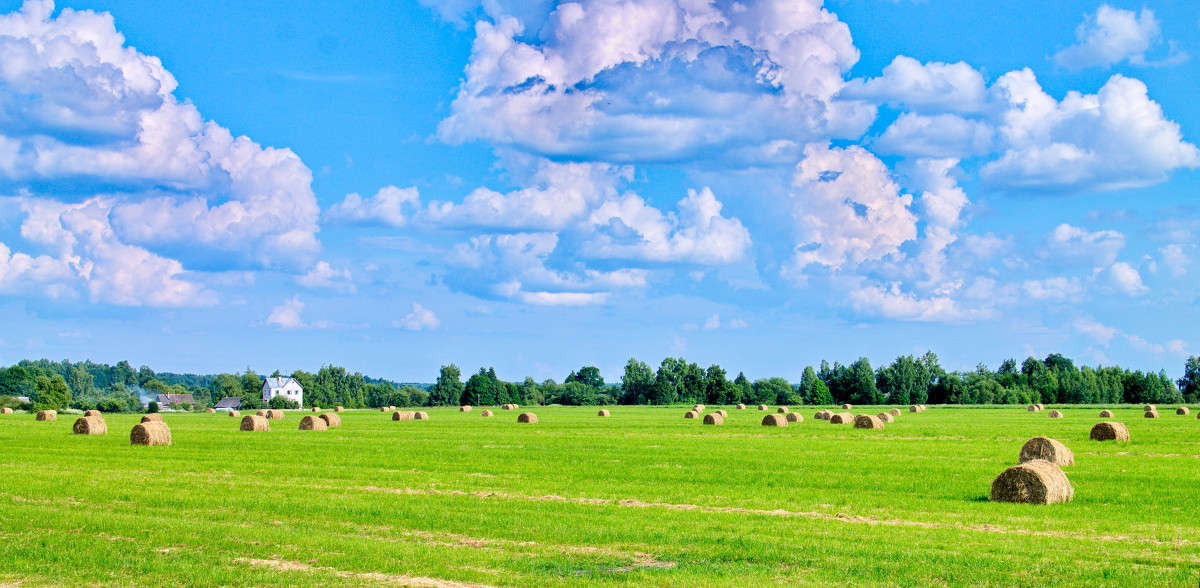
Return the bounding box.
[582,187,751,265]
[394,303,440,330]
[841,55,988,114]
[848,282,990,323]
[700,313,748,330]
[1159,244,1189,277]
[295,261,356,293]
[1072,316,1118,345]
[1053,5,1184,70]
[325,186,419,227]
[1021,277,1085,302]
[266,297,306,329]
[1042,224,1125,269]
[1096,261,1148,296]
[901,158,969,287]
[872,113,993,158]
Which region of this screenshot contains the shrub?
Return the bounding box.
[147,401,159,413]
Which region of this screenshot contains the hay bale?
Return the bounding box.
[829,412,854,424]
[761,414,787,427]
[130,421,172,446]
[517,412,538,423]
[318,412,341,428]
[503,404,516,410]
[73,416,106,435]
[1027,405,1039,412]
[0,407,12,414]
[1098,409,1113,418]
[785,412,803,423]
[736,403,746,410]
[1089,421,1130,441]
[1047,410,1063,418]
[1176,407,1190,415]
[227,410,240,418]
[84,409,101,417]
[414,412,429,420]
[684,410,699,419]
[714,409,728,418]
[299,415,328,431]
[814,410,831,420]
[853,414,884,429]
[258,410,270,417]
[392,411,415,421]
[140,414,163,423]
[597,409,610,417]
[240,415,269,432]
[335,406,344,412]
[1019,437,1074,466]
[841,403,853,410]
[693,404,705,412]
[703,413,723,425]
[990,460,1073,504]
[877,412,894,423]
[205,408,216,414]
[920,405,928,411]
[909,405,920,413]
[379,407,389,412]
[889,408,901,417]
[1144,410,1159,419]
[776,406,789,414]
[1143,404,1156,412]
[758,404,768,411]
[1034,404,1044,411]
[311,407,320,412]
[480,410,493,417]
[460,405,473,412]
[270,410,285,419]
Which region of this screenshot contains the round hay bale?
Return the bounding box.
[130,421,172,446]
[0,407,12,414]
[379,406,388,412]
[758,404,768,411]
[1144,410,1159,419]
[776,406,789,414]
[480,410,493,417]
[1142,404,1156,412]
[990,459,1073,504]
[1019,437,1074,466]
[1089,421,1130,441]
[877,412,894,423]
[311,407,320,412]
[1047,410,1063,418]
[597,409,610,417]
[73,416,107,435]
[335,406,344,412]
[414,412,429,420]
[84,409,101,417]
[503,404,516,410]
[228,410,241,418]
[299,415,328,431]
[460,405,473,412]
[1176,407,1190,415]
[318,412,341,428]
[205,408,216,414]
[841,403,853,410]
[517,412,538,423]
[273,409,287,419]
[1034,404,1044,411]
[693,404,705,412]
[1098,409,1113,418]
[1027,405,1039,412]
[703,413,723,425]
[240,415,269,432]
[391,411,414,421]
[909,405,920,413]
[889,408,901,417]
[761,414,787,427]
[828,412,855,424]
[920,405,928,411]
[814,410,831,420]
[736,403,746,410]
[853,414,884,429]
[684,410,699,419]
[140,414,163,423]
[714,409,728,418]
[258,410,270,417]
[785,412,803,423]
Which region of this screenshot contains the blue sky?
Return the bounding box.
[0,0,1198,384]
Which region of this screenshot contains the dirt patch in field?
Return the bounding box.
[236,557,498,587]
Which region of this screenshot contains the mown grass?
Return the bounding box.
[0,405,1197,586]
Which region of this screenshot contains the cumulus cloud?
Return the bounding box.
[1041,224,1125,268]
[265,297,306,329]
[848,282,990,323]
[872,113,994,158]
[841,55,988,114]
[697,313,748,330]
[582,187,751,264]
[325,186,419,227]
[1021,277,1085,302]
[1053,5,1185,70]
[295,261,356,293]
[394,303,440,330]
[1096,261,1148,296]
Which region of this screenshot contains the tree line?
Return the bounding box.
[2,352,1196,412]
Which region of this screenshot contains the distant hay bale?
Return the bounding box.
[1019,437,1074,466]
[130,421,172,446]
[1089,421,1130,442]
[758,404,768,411]
[1027,405,1039,412]
[1176,407,1190,415]
[684,410,699,419]
[311,407,320,412]
[240,415,269,432]
[1047,410,1063,418]
[853,414,884,429]
[392,411,415,421]
[229,410,241,418]
[258,410,269,417]
[920,405,928,411]
[736,403,746,410]
[785,412,803,423]
[318,413,341,428]
[517,412,538,423]
[990,459,1073,504]
[814,410,831,420]
[776,407,789,414]
[1034,404,1044,411]
[73,416,107,435]
[1144,410,1159,419]
[877,412,894,423]
[503,404,516,410]
[597,409,610,417]
[140,414,163,423]
[761,414,787,427]
[335,406,344,412]
[703,413,723,425]
[299,415,328,431]
[910,405,920,413]
[693,404,705,412]
[379,407,389,412]
[1098,409,1113,418]
[0,407,12,414]
[205,408,216,414]
[841,403,853,410]
[461,406,473,412]
[269,410,285,419]
[84,409,101,417]
[414,412,429,420]
[829,412,854,424]
[889,408,901,417]
[1142,404,1156,412]
[714,410,728,418]
[480,410,493,417]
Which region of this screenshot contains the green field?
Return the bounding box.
[1,406,1197,587]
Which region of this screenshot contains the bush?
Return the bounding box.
[268,395,300,410]
[147,401,159,413]
[239,396,265,410]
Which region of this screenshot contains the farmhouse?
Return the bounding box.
[214,397,242,411]
[156,393,195,407]
[262,377,303,406]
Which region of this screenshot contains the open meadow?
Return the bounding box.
[1,405,1198,587]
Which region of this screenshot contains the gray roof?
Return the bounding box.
[215,397,242,409]
[156,394,195,405]
[264,377,298,388]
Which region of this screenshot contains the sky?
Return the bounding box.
[0,0,1198,384]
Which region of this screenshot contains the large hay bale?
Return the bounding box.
[480,410,493,417]
[299,415,328,431]
[703,413,723,425]
[785,412,803,423]
[0,407,12,414]
[271,410,286,419]
[240,415,269,432]
[761,414,787,427]
[1142,404,1156,412]
[414,412,429,420]
[258,410,270,417]
[1089,421,1130,441]
[758,404,768,411]
[714,409,728,418]
[1034,404,1044,411]
[776,406,789,414]
[1176,407,1190,415]
[684,410,699,419]
[877,412,894,423]
[1027,405,1039,412]
[693,404,706,412]
[1098,409,1113,418]
[920,405,928,411]
[854,414,884,429]
[228,410,241,418]
[814,410,831,420]
[517,412,538,423]
[379,407,389,412]
[1047,410,1063,418]
[829,412,855,424]
[318,413,341,428]
[311,407,320,412]
[1144,410,1159,419]
[597,409,610,417]
[889,408,901,417]
[73,416,106,435]
[35,410,58,421]
[503,404,516,410]
[736,403,746,410]
[909,405,920,413]
[84,409,101,417]
[990,460,1073,504]
[140,414,163,423]
[335,406,344,412]
[841,403,853,410]
[460,406,473,412]
[206,408,216,414]
[392,411,415,421]
[1019,437,1074,466]
[130,421,172,446]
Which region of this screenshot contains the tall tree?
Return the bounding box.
[35,374,71,410]
[1178,356,1200,403]
[846,358,881,405]
[619,359,655,405]
[427,364,464,406]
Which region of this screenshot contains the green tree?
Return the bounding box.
[268,395,300,409]
[34,374,71,410]
[703,365,731,404]
[619,359,655,404]
[731,372,753,404]
[67,364,96,399]
[799,366,832,405]
[240,368,263,399]
[427,364,464,406]
[1177,356,1200,403]
[137,365,157,387]
[751,377,794,405]
[846,358,881,405]
[566,366,605,389]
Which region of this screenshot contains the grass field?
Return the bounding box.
[1,405,1198,587]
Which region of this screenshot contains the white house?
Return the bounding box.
[262,377,303,406]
